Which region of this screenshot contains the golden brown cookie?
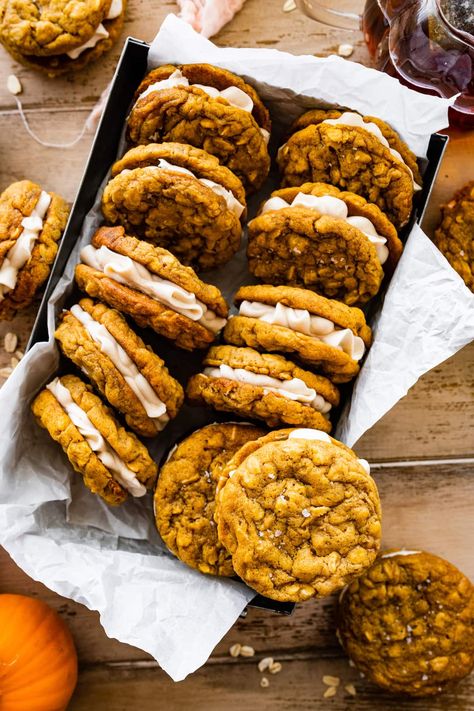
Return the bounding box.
[55,298,184,438]
[75,226,229,351]
[224,285,372,383]
[247,200,384,305]
[215,427,381,601]
[186,345,340,431]
[103,143,246,271]
[126,64,271,193]
[0,180,69,320]
[434,181,474,291]
[337,550,474,696]
[31,374,157,505]
[0,0,126,76]
[154,422,266,576]
[278,110,420,228]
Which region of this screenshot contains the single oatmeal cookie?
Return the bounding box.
[55,298,184,438]
[215,427,381,601]
[224,285,372,383]
[32,374,157,505]
[126,63,271,193]
[186,345,340,431]
[75,226,229,350]
[155,422,266,576]
[103,142,246,271]
[338,550,474,696]
[434,181,474,291]
[0,180,69,320]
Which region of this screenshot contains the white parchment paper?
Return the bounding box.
[0,15,473,682]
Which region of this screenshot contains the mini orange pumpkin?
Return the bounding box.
[0,594,78,711]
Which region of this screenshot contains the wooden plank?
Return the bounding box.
[1,461,473,665]
[68,655,474,711]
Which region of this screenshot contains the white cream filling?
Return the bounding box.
[66,0,122,59]
[203,364,332,415]
[0,190,51,302]
[322,112,422,191]
[381,550,421,559]
[287,429,371,474]
[238,300,366,362]
[122,161,244,220]
[138,68,269,143]
[80,245,226,334]
[47,377,146,497]
[261,192,389,265]
[70,304,169,430]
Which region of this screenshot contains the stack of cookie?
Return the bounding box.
[155,424,382,603]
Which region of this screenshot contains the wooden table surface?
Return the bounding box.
[0,1,473,708]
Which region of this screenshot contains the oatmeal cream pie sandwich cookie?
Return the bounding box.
[214,427,381,602]
[278,109,422,228]
[75,226,229,351]
[126,63,271,193]
[186,345,340,432]
[434,181,474,292]
[0,0,126,76]
[32,375,157,506]
[247,184,400,305]
[224,285,372,383]
[103,142,246,271]
[337,550,474,696]
[0,180,69,320]
[154,422,266,577]
[55,298,184,438]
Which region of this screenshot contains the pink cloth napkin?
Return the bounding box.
[177,0,247,38]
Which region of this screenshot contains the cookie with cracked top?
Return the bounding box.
[434,181,474,291]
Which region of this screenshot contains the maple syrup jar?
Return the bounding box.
[296,0,474,128]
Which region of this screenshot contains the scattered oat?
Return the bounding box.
[240,645,255,658]
[4,332,18,353]
[345,683,357,696]
[0,367,13,378]
[10,357,19,368]
[229,643,241,657]
[260,676,270,688]
[323,675,340,686]
[14,350,24,360]
[338,43,354,57]
[269,661,282,674]
[283,0,296,11]
[258,657,274,672]
[7,74,22,95]
[323,685,337,698]
[348,659,355,668]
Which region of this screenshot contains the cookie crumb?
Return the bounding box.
[345,683,357,696]
[283,0,296,11]
[7,74,22,95]
[258,657,274,672]
[4,332,18,353]
[269,661,282,674]
[338,44,354,57]
[10,356,19,368]
[14,350,24,360]
[240,645,255,657]
[323,675,340,686]
[260,676,270,688]
[323,685,337,698]
[229,643,241,658]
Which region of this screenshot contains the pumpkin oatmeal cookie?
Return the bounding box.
[75,226,229,351]
[32,374,157,505]
[215,427,381,602]
[0,180,69,320]
[103,143,246,271]
[434,181,474,291]
[55,298,184,438]
[224,285,372,383]
[186,345,340,431]
[338,551,474,696]
[126,63,271,193]
[155,422,266,576]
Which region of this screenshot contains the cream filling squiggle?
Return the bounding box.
[0,190,51,302]
[47,377,146,497]
[80,245,226,334]
[70,304,169,430]
[120,161,244,220]
[203,364,332,415]
[381,550,421,559]
[261,192,389,265]
[288,429,370,474]
[138,69,270,144]
[322,112,422,191]
[66,0,123,59]
[238,300,365,362]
